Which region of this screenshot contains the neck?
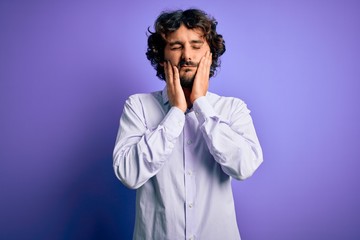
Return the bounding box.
[182,87,193,109]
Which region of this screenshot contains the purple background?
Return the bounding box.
[1,0,359,239]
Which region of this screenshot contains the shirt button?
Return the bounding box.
[178,121,183,126]
[188,203,193,208]
[187,170,192,176]
[187,139,192,145]
[169,143,174,148]
[189,236,194,240]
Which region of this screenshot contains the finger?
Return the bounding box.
[194,56,205,81]
[202,51,211,74]
[165,61,176,99]
[197,51,210,77]
[205,52,212,74]
[198,52,207,67]
[203,51,211,67]
[172,65,180,86]
[204,51,210,64]
[166,61,175,86]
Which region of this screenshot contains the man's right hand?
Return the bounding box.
[164,61,187,113]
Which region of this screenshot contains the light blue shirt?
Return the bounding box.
[113,88,263,240]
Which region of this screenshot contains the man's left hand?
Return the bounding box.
[190,51,212,103]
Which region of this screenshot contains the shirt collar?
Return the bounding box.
[161,87,169,105]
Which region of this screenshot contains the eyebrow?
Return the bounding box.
[190,40,204,44]
[169,41,183,46]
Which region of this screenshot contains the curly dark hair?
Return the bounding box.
[146,9,226,80]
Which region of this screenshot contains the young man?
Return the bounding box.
[113,9,263,240]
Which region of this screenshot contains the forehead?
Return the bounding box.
[165,24,205,43]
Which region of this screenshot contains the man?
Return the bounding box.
[113,9,263,240]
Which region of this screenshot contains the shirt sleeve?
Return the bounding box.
[113,95,185,189]
[192,96,263,180]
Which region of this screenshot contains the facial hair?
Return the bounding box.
[178,60,198,89]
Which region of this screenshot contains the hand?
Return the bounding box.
[164,61,187,113]
[190,51,212,103]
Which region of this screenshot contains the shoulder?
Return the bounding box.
[125,91,162,106]
[206,92,251,120]
[123,90,167,127]
[207,91,247,108]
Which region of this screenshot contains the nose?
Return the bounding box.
[181,45,192,61]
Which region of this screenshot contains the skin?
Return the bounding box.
[162,24,212,113]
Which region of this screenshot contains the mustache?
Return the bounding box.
[178,60,198,68]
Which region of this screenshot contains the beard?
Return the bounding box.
[178,60,198,89]
[180,72,195,88]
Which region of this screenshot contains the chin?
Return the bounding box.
[180,77,194,88]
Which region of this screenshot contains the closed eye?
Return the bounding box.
[169,41,183,50]
[170,46,182,50]
[191,41,204,49]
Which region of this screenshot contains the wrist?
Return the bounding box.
[174,104,187,113]
[190,93,205,104]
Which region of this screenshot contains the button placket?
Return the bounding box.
[184,113,196,239]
